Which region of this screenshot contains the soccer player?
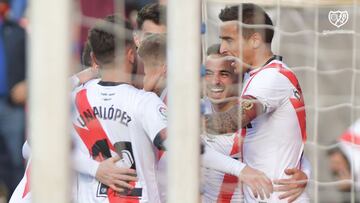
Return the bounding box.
[137,33,275,202]
[203,46,311,202]
[204,4,310,202]
[137,33,310,202]
[133,3,166,48]
[72,14,168,203]
[132,2,166,88]
[201,48,244,203]
[9,17,139,203]
[74,2,167,90]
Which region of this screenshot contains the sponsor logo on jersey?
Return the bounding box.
[157,105,167,120]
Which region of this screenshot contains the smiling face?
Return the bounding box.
[205,56,239,101]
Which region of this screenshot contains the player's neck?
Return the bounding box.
[99,65,131,84]
[154,81,166,97]
[249,46,273,70]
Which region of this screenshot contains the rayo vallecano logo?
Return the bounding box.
[328,10,349,28]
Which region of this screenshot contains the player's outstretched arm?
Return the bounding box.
[273,156,310,202]
[202,144,273,200]
[70,67,99,89]
[204,96,263,134]
[74,150,137,192]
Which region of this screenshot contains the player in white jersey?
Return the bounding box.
[240,56,309,202]
[204,4,310,202]
[9,68,139,203]
[137,33,274,202]
[74,19,253,203]
[71,15,170,203]
[137,33,311,203]
[72,79,166,203]
[11,4,170,201]
[201,47,244,203]
[202,45,311,203]
[9,16,143,203]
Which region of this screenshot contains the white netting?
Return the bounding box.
[64,1,360,202]
[203,0,359,202]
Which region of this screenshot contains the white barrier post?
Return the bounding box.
[167,0,201,202]
[29,0,72,202]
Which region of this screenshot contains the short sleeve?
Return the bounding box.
[137,92,167,142]
[243,69,290,113]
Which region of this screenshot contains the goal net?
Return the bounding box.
[202,0,360,202]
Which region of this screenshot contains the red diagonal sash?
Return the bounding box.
[74,89,139,203]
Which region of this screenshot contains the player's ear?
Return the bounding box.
[133,31,141,48]
[126,46,135,64]
[161,64,167,75]
[250,33,261,49]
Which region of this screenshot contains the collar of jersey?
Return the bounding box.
[97,81,130,86]
[249,55,283,76]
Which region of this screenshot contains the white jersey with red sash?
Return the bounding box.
[338,118,360,191]
[155,88,167,203]
[241,57,309,202]
[201,98,243,203]
[72,79,167,203]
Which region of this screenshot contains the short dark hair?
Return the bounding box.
[102,14,134,46]
[88,14,134,65]
[219,4,274,44]
[137,3,166,30]
[82,40,92,67]
[137,33,166,67]
[206,44,221,56]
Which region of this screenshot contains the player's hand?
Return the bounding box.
[222,56,251,74]
[239,166,273,200]
[95,156,137,193]
[76,67,99,85]
[273,168,308,203]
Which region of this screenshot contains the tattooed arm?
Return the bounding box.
[204,96,264,134]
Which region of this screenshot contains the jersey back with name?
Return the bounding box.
[72,79,167,203]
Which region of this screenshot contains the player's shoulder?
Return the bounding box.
[135,89,163,104]
[259,60,292,75]
[72,79,100,92]
[130,90,166,122]
[252,61,293,85]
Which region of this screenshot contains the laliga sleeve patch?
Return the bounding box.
[157,104,167,120]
